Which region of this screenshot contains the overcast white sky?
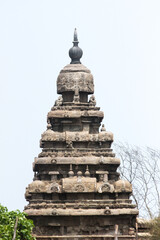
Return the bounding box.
[0,0,160,211]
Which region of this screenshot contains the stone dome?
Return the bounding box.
[114,179,132,193]
[57,64,94,94]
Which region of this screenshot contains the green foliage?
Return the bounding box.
[0,204,35,240]
[151,217,160,240]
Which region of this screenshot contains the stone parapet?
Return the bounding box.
[34,156,120,165]
[47,110,104,119]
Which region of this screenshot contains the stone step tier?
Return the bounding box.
[33,235,137,240]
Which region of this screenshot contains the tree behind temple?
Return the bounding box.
[114,142,160,219]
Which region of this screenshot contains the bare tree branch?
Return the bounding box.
[114,141,160,219]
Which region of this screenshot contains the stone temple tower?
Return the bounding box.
[25,29,138,239]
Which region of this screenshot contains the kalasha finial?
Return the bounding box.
[74,28,78,42]
[69,28,83,64]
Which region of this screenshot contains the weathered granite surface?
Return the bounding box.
[24,31,140,239]
[57,64,94,95]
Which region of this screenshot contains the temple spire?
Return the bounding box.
[69,28,83,64]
